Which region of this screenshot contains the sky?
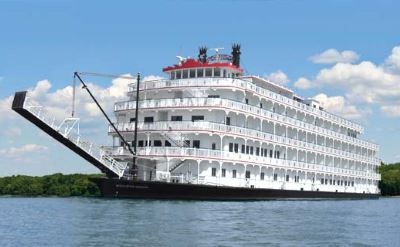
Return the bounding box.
[0,0,399,176]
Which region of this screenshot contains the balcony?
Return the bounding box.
[115,96,377,151]
[128,77,367,136]
[109,146,381,180]
[109,121,380,165]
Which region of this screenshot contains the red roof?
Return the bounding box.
[162,59,243,73]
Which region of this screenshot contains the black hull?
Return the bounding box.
[93,178,379,200]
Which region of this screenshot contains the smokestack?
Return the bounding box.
[198,46,208,63]
[231,44,241,67]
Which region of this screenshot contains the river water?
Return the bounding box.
[0,197,399,246]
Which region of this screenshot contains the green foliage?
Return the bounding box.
[0,173,102,197]
[379,163,400,196]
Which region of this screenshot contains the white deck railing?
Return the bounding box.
[115,96,377,151]
[110,146,380,180]
[128,77,367,137]
[109,121,378,164]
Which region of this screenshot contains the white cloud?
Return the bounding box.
[294,77,313,89]
[313,61,400,108]
[381,105,400,118]
[296,45,400,118]
[0,96,14,122]
[30,80,52,99]
[19,73,157,120]
[310,49,360,64]
[385,46,400,71]
[0,144,48,158]
[313,94,369,120]
[264,70,289,85]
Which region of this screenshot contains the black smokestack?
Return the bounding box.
[198,46,207,63]
[231,44,241,67]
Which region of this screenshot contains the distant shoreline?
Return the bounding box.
[0,173,102,197]
[0,165,400,197]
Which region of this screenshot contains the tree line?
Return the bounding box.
[379,162,400,196]
[0,173,101,197]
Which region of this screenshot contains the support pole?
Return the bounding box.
[73,72,135,160]
[132,73,141,178]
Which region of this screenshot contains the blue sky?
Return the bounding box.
[0,0,399,176]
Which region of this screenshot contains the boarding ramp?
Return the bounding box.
[12,91,128,178]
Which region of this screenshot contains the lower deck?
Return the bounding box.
[132,158,380,195]
[94,177,380,200]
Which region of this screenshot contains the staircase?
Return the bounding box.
[12,91,128,178]
[160,131,189,148]
[169,160,185,173]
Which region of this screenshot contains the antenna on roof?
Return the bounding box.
[210,47,224,62]
[176,55,187,64]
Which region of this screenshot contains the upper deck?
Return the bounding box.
[122,45,376,150]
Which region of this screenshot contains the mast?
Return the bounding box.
[132,73,140,178]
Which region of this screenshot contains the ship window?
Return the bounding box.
[197,68,204,77]
[212,168,216,177]
[144,116,154,123]
[182,70,189,79]
[154,140,162,147]
[245,171,250,179]
[246,146,249,154]
[205,68,212,77]
[260,172,265,180]
[232,169,237,178]
[171,71,175,80]
[273,173,278,181]
[270,150,273,158]
[245,98,249,104]
[321,178,324,184]
[171,116,183,121]
[330,179,332,185]
[222,168,226,177]
[138,140,144,147]
[352,181,354,187]
[234,143,239,153]
[192,115,204,122]
[208,95,220,98]
[256,147,260,156]
[214,68,221,77]
[176,70,182,79]
[193,140,200,149]
[241,145,245,154]
[212,143,216,150]
[229,143,234,152]
[333,180,336,185]
[325,179,328,184]
[222,69,226,78]
[286,175,289,182]
[250,146,254,155]
[260,103,263,108]
[165,140,171,147]
[130,117,136,123]
[264,149,268,157]
[226,117,231,125]
[189,69,196,78]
